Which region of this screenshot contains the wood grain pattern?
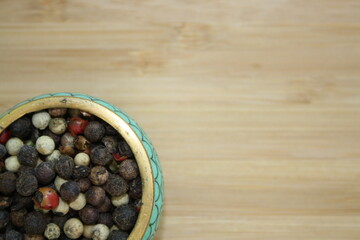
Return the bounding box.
[0,1,359,239]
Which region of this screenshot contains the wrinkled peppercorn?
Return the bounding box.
[90,146,112,166]
[0,196,11,210]
[79,205,99,225]
[76,178,91,192]
[54,155,74,180]
[104,174,128,197]
[84,121,105,143]
[85,186,105,207]
[118,141,133,158]
[96,196,111,213]
[89,166,108,186]
[113,204,138,231]
[60,181,80,202]
[72,166,90,179]
[10,208,27,227]
[4,229,22,240]
[101,136,117,154]
[24,212,47,235]
[119,159,139,180]
[0,172,16,195]
[17,145,38,167]
[9,117,32,140]
[35,162,55,185]
[16,174,38,197]
[73,136,90,152]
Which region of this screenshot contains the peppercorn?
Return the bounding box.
[24,212,47,235]
[112,204,138,231]
[74,153,90,166]
[90,146,112,166]
[60,133,74,148]
[17,145,38,167]
[4,156,21,172]
[48,108,67,117]
[0,145,7,159]
[16,173,38,196]
[0,129,11,145]
[68,109,81,118]
[117,141,133,158]
[67,117,88,136]
[69,193,86,211]
[76,178,91,192]
[10,195,32,211]
[6,137,24,156]
[33,187,59,210]
[63,218,83,239]
[108,230,129,240]
[54,155,74,180]
[92,224,109,240]
[4,229,23,240]
[32,112,51,130]
[111,194,129,207]
[60,181,80,202]
[89,166,108,186]
[104,174,128,197]
[58,145,75,157]
[42,129,61,147]
[9,208,27,227]
[129,177,142,199]
[45,150,61,165]
[79,205,99,225]
[97,213,113,228]
[35,162,55,185]
[0,196,12,209]
[101,136,117,154]
[52,198,69,216]
[44,223,61,240]
[0,172,16,195]
[84,122,105,143]
[0,211,9,230]
[119,159,139,180]
[85,186,105,207]
[103,122,118,136]
[9,117,32,140]
[73,136,89,152]
[36,136,55,156]
[96,196,111,213]
[49,118,67,135]
[72,166,90,179]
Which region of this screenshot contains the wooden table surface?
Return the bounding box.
[0,1,360,239]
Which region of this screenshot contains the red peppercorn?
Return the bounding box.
[33,187,59,210]
[0,130,11,145]
[67,117,88,136]
[113,153,127,162]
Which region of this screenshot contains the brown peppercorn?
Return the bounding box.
[0,196,12,210]
[76,178,91,192]
[35,162,55,185]
[129,177,142,200]
[24,212,47,235]
[72,166,90,179]
[74,136,90,152]
[97,212,113,228]
[96,196,111,213]
[112,204,138,231]
[58,145,75,157]
[79,205,99,225]
[118,141,133,158]
[101,136,118,154]
[90,146,112,166]
[84,121,105,143]
[89,166,109,186]
[108,230,129,240]
[54,155,74,180]
[0,211,9,229]
[85,186,105,207]
[48,108,67,117]
[104,174,128,197]
[0,172,16,195]
[119,159,139,180]
[9,208,27,227]
[60,181,80,202]
[9,117,32,140]
[17,145,38,167]
[16,173,38,196]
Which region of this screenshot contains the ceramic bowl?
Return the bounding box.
[0,92,164,240]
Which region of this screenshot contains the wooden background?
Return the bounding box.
[0,1,360,239]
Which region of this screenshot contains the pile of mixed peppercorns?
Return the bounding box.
[0,108,142,240]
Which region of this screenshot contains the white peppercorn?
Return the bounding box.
[36,136,55,155]
[6,137,23,156]
[111,194,129,207]
[49,118,67,135]
[74,153,90,166]
[92,224,110,240]
[44,223,61,240]
[32,112,51,130]
[69,193,86,210]
[63,218,83,239]
[4,156,21,172]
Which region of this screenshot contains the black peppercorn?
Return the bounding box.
[72,166,90,179]
[119,159,139,180]
[97,212,113,228]
[4,229,23,240]
[24,212,47,235]
[60,181,80,202]
[9,208,27,227]
[84,121,105,143]
[9,117,32,140]
[17,145,38,167]
[101,136,118,154]
[85,186,105,207]
[113,204,138,231]
[35,162,55,185]
[90,146,112,166]
[79,205,99,225]
[42,129,61,146]
[0,172,16,195]
[54,155,74,180]
[17,166,36,176]
[129,177,142,199]
[0,145,7,159]
[89,166,109,186]
[16,174,38,197]
[104,174,128,197]
[96,196,111,213]
[0,211,9,229]
[118,141,133,158]
[74,136,90,152]
[76,178,91,192]
[108,230,129,240]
